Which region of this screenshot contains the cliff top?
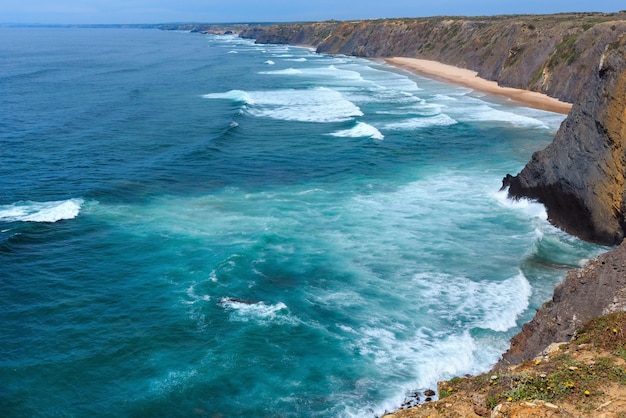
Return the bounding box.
[384,312,626,418]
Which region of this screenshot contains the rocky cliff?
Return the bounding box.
[240,13,626,103]
[504,34,626,245]
[495,239,626,368]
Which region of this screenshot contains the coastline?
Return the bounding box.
[233,20,626,416]
[384,57,573,115]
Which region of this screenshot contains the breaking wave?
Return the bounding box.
[0,198,84,223]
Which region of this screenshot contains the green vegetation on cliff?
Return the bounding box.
[385,312,626,417]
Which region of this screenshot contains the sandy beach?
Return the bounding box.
[385,57,572,114]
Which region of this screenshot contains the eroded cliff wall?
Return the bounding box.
[494,239,626,368]
[504,35,626,245]
[240,13,626,103]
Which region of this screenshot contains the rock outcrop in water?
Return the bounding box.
[503,35,626,246]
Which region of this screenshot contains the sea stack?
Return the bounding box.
[503,35,626,246]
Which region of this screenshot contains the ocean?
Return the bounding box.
[0,27,604,417]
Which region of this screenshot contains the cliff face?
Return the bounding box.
[495,239,626,368]
[240,13,626,103]
[504,35,626,245]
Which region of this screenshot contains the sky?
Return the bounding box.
[1,0,621,25]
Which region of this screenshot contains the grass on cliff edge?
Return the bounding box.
[439,312,626,412]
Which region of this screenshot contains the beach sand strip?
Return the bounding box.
[385,57,572,114]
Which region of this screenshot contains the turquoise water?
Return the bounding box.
[0,28,603,417]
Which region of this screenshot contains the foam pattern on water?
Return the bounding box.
[0,29,606,418]
[0,198,84,223]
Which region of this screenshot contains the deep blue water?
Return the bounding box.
[0,28,603,417]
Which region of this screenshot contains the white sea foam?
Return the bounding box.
[285,57,307,62]
[342,304,515,417]
[412,270,531,332]
[341,88,423,105]
[0,198,84,223]
[494,188,548,220]
[308,289,365,309]
[440,97,550,128]
[483,272,533,332]
[427,89,557,129]
[262,64,366,84]
[259,68,302,75]
[264,60,275,65]
[383,114,457,130]
[219,298,293,325]
[267,46,291,53]
[208,34,247,44]
[204,87,362,123]
[345,327,490,417]
[342,264,531,415]
[183,284,211,305]
[337,324,358,334]
[149,368,198,395]
[329,122,384,140]
[246,88,363,123]
[376,102,440,116]
[202,89,254,105]
[314,65,365,82]
[354,63,422,92]
[411,331,482,388]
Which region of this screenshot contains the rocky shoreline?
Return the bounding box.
[503,34,626,246]
[158,13,626,416]
[494,240,626,370]
[382,253,626,417]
